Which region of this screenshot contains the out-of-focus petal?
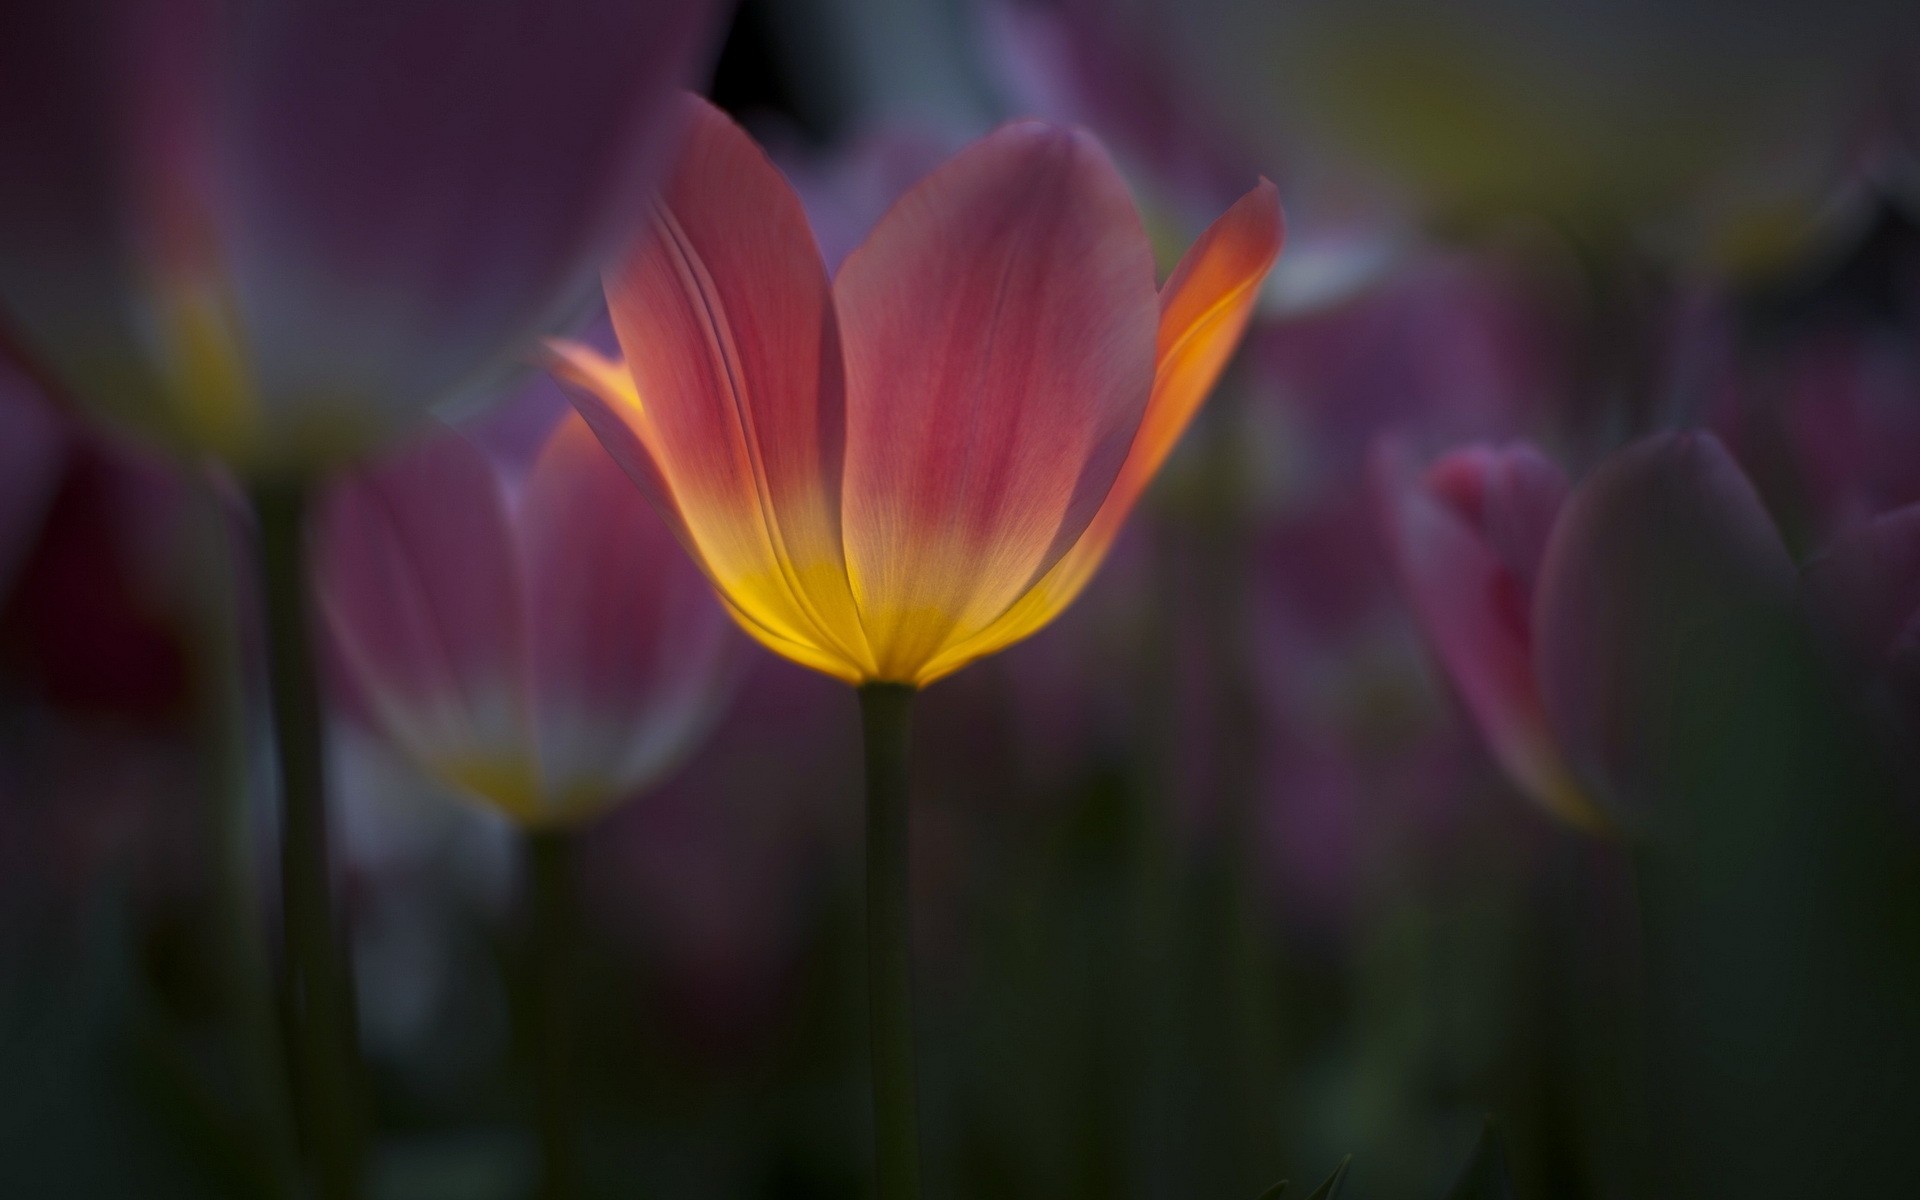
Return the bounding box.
[1374,440,1602,829]
[1804,503,1920,718]
[835,121,1159,682]
[224,0,721,469]
[0,0,724,474]
[1422,441,1569,589]
[319,428,533,813]
[917,179,1281,682]
[518,414,735,823]
[0,357,69,598]
[1533,431,1799,822]
[586,95,872,685]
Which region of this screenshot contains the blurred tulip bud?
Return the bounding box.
[319,414,738,828]
[1804,503,1920,753]
[1531,432,1801,828]
[1381,430,1804,831]
[0,0,724,477]
[1375,437,1603,829]
[0,355,68,600]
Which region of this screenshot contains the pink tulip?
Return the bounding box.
[0,354,67,600]
[550,95,1281,687]
[1375,437,1603,829]
[1805,503,1920,746]
[1382,429,1802,829]
[0,0,724,475]
[318,414,737,827]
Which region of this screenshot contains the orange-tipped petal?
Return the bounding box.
[834,121,1159,682]
[917,179,1282,683]
[584,95,872,681]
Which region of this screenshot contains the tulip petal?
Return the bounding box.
[1422,441,1570,589]
[1533,431,1799,822]
[0,358,68,597]
[835,121,1160,682]
[1373,440,1601,829]
[227,0,721,465]
[580,95,872,684]
[518,414,733,821]
[1804,504,1920,674]
[319,427,533,809]
[917,179,1282,682]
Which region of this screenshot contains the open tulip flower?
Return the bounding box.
[550,95,1283,690]
[0,0,721,477]
[319,413,736,829]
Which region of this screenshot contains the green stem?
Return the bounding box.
[195,476,299,1195]
[253,481,364,1200]
[859,682,921,1200]
[526,830,579,1200]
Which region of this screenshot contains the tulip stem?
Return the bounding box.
[526,829,580,1200]
[254,481,365,1200]
[858,682,922,1200]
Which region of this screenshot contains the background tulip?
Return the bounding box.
[0,0,724,476]
[0,357,67,602]
[1375,440,1602,830]
[320,413,736,828]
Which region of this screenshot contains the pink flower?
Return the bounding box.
[550,96,1282,687]
[0,0,724,475]
[318,414,738,827]
[1805,504,1920,748]
[1375,438,1600,828]
[1376,430,1796,829]
[0,353,67,600]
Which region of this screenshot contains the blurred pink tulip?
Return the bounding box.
[1383,430,1803,829]
[1779,330,1920,530]
[319,414,738,827]
[1374,438,1603,830]
[1805,504,1920,747]
[0,0,724,476]
[1532,432,1800,820]
[0,355,68,600]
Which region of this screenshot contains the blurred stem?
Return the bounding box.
[859,682,921,1200]
[253,481,364,1200]
[526,830,579,1200]
[194,476,299,1197]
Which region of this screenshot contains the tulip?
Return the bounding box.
[319,413,735,829]
[552,96,1282,690]
[549,95,1280,1199]
[1380,430,1801,833]
[0,0,723,477]
[1374,438,1605,830]
[1804,503,1920,752]
[0,356,67,601]
[319,409,734,1194]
